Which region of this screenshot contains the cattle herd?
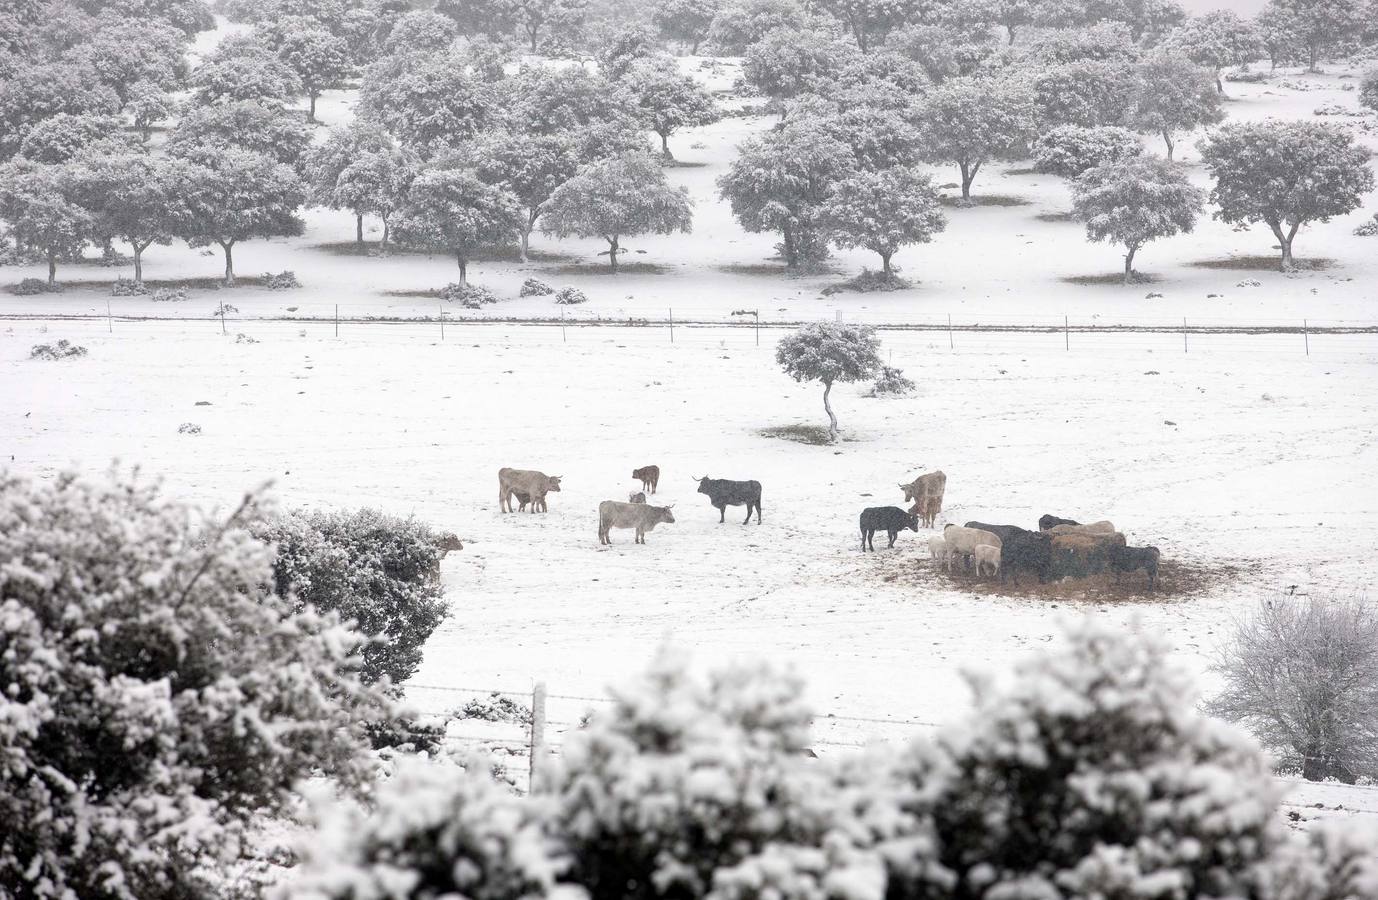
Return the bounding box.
[496,466,1160,590]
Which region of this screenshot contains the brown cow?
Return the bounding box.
[633,465,660,494]
[498,468,562,513]
[900,470,946,524]
[909,494,943,528]
[1051,531,1127,577]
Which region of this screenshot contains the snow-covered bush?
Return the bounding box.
[177,421,202,434]
[12,277,59,295]
[458,693,533,724]
[439,281,498,308]
[520,277,555,296]
[30,339,87,360]
[251,508,450,686]
[1207,594,1378,782]
[0,470,392,900]
[151,286,189,302]
[110,277,149,296]
[871,365,916,396]
[1361,68,1378,113]
[1032,125,1144,178]
[553,286,588,304]
[1355,212,1378,236]
[886,618,1293,900]
[264,269,301,290]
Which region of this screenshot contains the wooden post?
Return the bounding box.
[561,308,566,343]
[1064,315,1069,351]
[1303,319,1309,356]
[529,682,547,793]
[334,303,339,337]
[439,303,445,340]
[754,311,759,347]
[947,314,953,350]
[669,308,674,343]
[220,303,227,335]
[1183,317,1188,353]
[106,298,113,333]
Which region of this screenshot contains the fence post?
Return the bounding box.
[529,682,547,793]
[439,303,445,340]
[755,311,759,347]
[947,314,953,350]
[220,303,226,335]
[669,308,674,343]
[1183,317,1188,353]
[561,308,566,343]
[1064,315,1069,351]
[107,298,113,333]
[334,304,339,338]
[1303,319,1309,356]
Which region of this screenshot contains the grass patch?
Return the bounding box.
[664,159,711,168]
[1189,255,1332,271]
[940,194,1033,208]
[1035,210,1078,223]
[757,424,857,445]
[42,275,272,291]
[1003,166,1039,175]
[547,260,674,275]
[1061,271,1161,286]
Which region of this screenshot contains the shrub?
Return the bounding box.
[870,365,915,396]
[553,286,587,304]
[177,422,202,434]
[1207,594,1378,782]
[12,277,59,295]
[1355,212,1378,236]
[439,282,498,308]
[822,268,910,295]
[457,693,532,725]
[264,269,301,290]
[1032,125,1144,178]
[110,278,148,296]
[151,287,188,302]
[1225,68,1268,82]
[1361,68,1378,113]
[0,470,391,900]
[520,277,554,297]
[30,339,87,360]
[250,508,450,686]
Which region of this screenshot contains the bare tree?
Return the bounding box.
[1207,594,1378,783]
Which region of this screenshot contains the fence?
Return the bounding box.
[399,681,1378,819]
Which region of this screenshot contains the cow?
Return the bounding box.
[632,465,660,494]
[498,468,562,513]
[1038,514,1079,531]
[859,506,919,551]
[964,521,1052,584]
[900,470,946,517]
[942,524,1002,573]
[629,491,647,504]
[694,476,762,524]
[1050,521,1116,536]
[1109,544,1161,590]
[598,500,675,545]
[974,544,1001,578]
[427,532,463,578]
[927,536,950,570]
[1051,531,1127,577]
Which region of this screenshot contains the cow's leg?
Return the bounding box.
[743,505,752,525]
[888,530,897,548]
[717,503,725,523]
[499,482,509,513]
[861,530,868,551]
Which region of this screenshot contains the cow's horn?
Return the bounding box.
[690,475,700,481]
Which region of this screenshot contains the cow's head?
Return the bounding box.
[657,505,676,524]
[693,476,710,495]
[435,533,464,554]
[899,483,916,502]
[547,476,562,492]
[905,512,919,532]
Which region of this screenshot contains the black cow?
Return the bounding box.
[1038,514,1080,531]
[694,476,762,524]
[860,506,919,551]
[1109,545,1161,590]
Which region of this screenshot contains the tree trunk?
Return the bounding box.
[959,161,980,200]
[880,251,892,276]
[1270,220,1297,271]
[782,227,797,268]
[528,25,538,53]
[47,247,57,284]
[1308,43,1318,72]
[607,235,619,273]
[822,380,838,443]
[1162,130,1175,161]
[520,208,538,263]
[381,217,389,247]
[1123,245,1137,284]
[1007,24,1016,44]
[221,241,235,285]
[308,92,318,123]
[356,213,364,247]
[1215,70,1224,94]
[133,243,145,284]
[690,39,700,54]
[659,131,672,159]
[457,251,467,285]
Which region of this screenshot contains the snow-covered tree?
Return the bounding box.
[70,152,200,284]
[16,113,135,164]
[1260,0,1365,71]
[1071,156,1203,282]
[886,618,1295,900]
[469,133,583,263]
[811,0,926,51]
[706,0,813,53]
[358,48,494,158]
[652,0,723,53]
[0,61,120,159]
[887,22,1000,83]
[622,56,720,158]
[825,167,946,277]
[1161,10,1266,92]
[818,99,926,170]
[381,8,460,54]
[541,152,693,272]
[188,35,303,106]
[305,121,415,247]
[1032,124,1144,178]
[0,468,392,900]
[1126,50,1224,160]
[1077,0,1186,43]
[743,26,856,111]
[776,322,883,442]
[166,99,313,167]
[1021,22,1140,64]
[917,74,1037,200]
[0,160,91,283]
[1030,58,1137,129]
[1197,120,1374,270]
[717,116,854,267]
[261,23,352,122]
[1360,68,1378,114]
[393,167,523,284]
[174,147,306,284]
[126,81,173,142]
[251,508,450,687]
[1208,595,1378,783]
[952,0,1083,45]
[62,19,189,108]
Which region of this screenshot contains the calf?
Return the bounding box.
[498,468,562,513]
[974,543,1001,578]
[942,525,1002,573]
[694,476,762,524]
[633,465,660,494]
[1109,544,1161,590]
[927,536,950,570]
[629,491,647,504]
[598,500,675,545]
[1038,514,1079,531]
[859,506,919,551]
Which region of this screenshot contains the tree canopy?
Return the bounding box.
[776,321,883,441]
[1071,156,1204,283]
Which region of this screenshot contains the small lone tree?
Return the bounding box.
[622,56,720,159]
[1208,594,1378,783]
[1071,156,1204,283]
[267,24,353,122]
[0,161,90,285]
[776,322,883,442]
[1197,120,1375,270]
[1127,51,1224,160]
[392,167,522,284]
[541,152,693,273]
[825,167,946,278]
[918,74,1037,200]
